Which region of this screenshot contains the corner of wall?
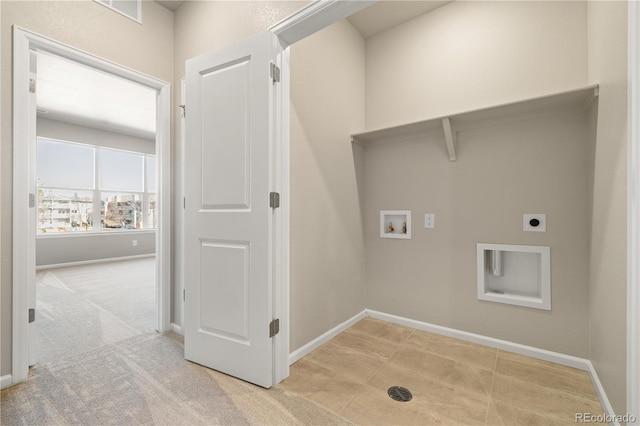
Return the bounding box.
[288,17,367,351]
[586,0,629,415]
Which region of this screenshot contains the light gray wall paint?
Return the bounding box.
[37,118,155,154]
[587,0,628,414]
[361,0,592,357]
[289,19,366,352]
[364,1,588,130]
[1,0,174,377]
[37,232,155,267]
[362,109,591,357]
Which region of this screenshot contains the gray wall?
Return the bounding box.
[1,0,174,377]
[364,1,588,130]
[362,109,591,357]
[587,0,628,414]
[289,19,366,351]
[360,0,591,358]
[37,232,155,267]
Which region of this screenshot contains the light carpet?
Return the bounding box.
[35,258,156,365]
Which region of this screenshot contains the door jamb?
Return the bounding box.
[628,0,640,420]
[272,42,290,385]
[270,0,375,47]
[267,0,374,385]
[11,26,171,385]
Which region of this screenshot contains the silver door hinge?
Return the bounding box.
[183,197,186,209]
[179,104,186,117]
[183,289,185,301]
[269,192,280,209]
[29,193,35,208]
[29,78,36,94]
[29,308,35,323]
[269,318,280,338]
[270,62,280,83]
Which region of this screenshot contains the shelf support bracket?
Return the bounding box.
[442,117,457,161]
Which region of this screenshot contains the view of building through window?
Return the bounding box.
[37,138,156,233]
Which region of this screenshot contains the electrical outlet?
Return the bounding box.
[132,240,138,246]
[424,213,435,229]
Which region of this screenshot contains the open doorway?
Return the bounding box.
[33,50,159,364]
[12,26,171,384]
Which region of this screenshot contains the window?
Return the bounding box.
[36,139,94,189]
[38,189,94,232]
[94,0,141,24]
[37,138,156,234]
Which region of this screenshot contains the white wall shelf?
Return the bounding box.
[380,210,411,239]
[351,85,599,161]
[477,243,551,310]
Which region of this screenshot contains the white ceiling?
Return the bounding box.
[347,1,451,38]
[155,0,184,12]
[36,52,156,139]
[153,1,452,38]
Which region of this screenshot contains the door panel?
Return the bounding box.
[200,241,250,343]
[201,58,251,210]
[184,31,278,388]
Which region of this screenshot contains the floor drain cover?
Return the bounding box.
[387,386,412,402]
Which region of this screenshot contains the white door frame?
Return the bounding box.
[270,0,375,48]
[628,0,640,420]
[252,0,375,385]
[11,26,171,385]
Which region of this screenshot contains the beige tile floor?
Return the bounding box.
[280,317,605,425]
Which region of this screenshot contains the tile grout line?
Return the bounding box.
[483,348,500,425]
[336,328,417,415]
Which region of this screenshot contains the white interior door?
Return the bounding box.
[184,31,280,388]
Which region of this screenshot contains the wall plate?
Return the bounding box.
[523,214,546,232]
[380,210,411,239]
[424,213,435,229]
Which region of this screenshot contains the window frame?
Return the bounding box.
[94,0,142,24]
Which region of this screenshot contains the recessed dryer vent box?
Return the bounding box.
[477,243,551,310]
[380,210,411,239]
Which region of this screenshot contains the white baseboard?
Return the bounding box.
[1,374,13,390]
[36,254,155,270]
[366,309,590,370]
[586,361,620,426]
[170,322,183,336]
[288,310,366,365]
